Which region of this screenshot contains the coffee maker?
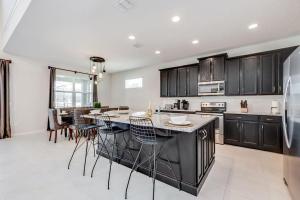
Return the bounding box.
[182,100,189,110]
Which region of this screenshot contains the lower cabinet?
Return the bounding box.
[197,122,215,183]
[224,114,282,153]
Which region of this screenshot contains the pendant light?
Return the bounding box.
[90,56,106,83]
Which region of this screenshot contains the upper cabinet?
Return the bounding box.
[160,46,297,97]
[225,58,240,96]
[225,46,297,96]
[198,54,226,82]
[160,64,198,97]
[240,56,260,95]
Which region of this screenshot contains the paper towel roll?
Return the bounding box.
[271,100,279,108]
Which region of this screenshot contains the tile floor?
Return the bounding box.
[0,133,291,200]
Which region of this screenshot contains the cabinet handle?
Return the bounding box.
[279,86,282,93]
[261,124,264,132]
[272,86,275,93]
[236,122,239,129]
[202,129,207,140]
[266,118,273,121]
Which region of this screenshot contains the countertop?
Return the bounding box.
[224,111,282,117]
[83,113,217,133]
[159,109,197,113]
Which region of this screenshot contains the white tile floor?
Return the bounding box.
[0,133,291,200]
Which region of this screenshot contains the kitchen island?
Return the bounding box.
[84,113,217,196]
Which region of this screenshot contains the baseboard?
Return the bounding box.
[14,129,46,137]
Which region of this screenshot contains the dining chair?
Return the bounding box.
[48,109,69,143]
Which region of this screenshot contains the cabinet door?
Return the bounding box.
[177,68,187,97]
[197,130,204,183]
[260,122,282,153]
[160,70,168,97]
[225,58,240,95]
[167,69,178,97]
[208,122,215,163]
[240,56,259,95]
[224,119,241,145]
[199,59,211,82]
[259,53,277,95]
[202,130,209,172]
[212,56,225,81]
[240,121,260,148]
[187,65,199,96]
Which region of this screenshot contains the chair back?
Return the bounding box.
[48,109,59,130]
[96,114,113,134]
[119,106,129,110]
[73,109,91,126]
[129,116,156,144]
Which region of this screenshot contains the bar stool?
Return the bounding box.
[125,116,180,200]
[91,114,135,190]
[67,109,98,176]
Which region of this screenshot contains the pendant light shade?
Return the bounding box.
[90,56,106,80]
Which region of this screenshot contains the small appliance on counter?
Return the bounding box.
[240,100,248,113]
[174,99,181,110]
[271,100,280,114]
[164,104,173,110]
[182,100,189,110]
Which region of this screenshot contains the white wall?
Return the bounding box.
[0,51,49,135]
[98,73,112,106]
[110,36,300,113]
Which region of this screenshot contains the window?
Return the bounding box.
[125,78,143,89]
[54,71,93,108]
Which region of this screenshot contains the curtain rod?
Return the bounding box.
[48,66,97,76]
[0,59,12,63]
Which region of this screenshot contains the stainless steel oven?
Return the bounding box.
[196,102,226,144]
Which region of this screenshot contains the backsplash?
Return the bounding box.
[161,95,283,114]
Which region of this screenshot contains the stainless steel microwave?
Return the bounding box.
[198,81,225,96]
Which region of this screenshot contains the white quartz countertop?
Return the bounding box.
[224,111,282,117]
[83,113,217,133]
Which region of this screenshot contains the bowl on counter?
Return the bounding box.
[170,115,187,124]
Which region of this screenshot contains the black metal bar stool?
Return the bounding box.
[67,109,98,176]
[91,114,131,190]
[125,116,180,200]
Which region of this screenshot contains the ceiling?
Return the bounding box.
[4,0,300,72]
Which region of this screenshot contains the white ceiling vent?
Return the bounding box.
[116,0,134,11]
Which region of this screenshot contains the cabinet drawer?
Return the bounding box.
[260,116,282,123]
[224,114,244,120]
[224,114,259,121]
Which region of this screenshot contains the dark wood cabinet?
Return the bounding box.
[212,56,225,81]
[177,68,187,97]
[160,70,168,97]
[259,53,277,95]
[240,56,259,95]
[160,46,297,97]
[225,58,240,95]
[260,116,282,153]
[224,114,283,153]
[199,59,211,82]
[241,121,260,148]
[167,69,178,97]
[198,54,226,82]
[187,65,199,96]
[224,119,241,145]
[197,122,215,184]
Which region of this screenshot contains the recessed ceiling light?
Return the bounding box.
[171,16,180,23]
[192,40,199,44]
[155,50,161,54]
[248,23,258,30]
[128,35,136,40]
